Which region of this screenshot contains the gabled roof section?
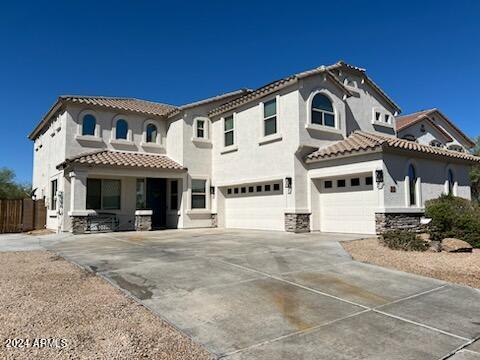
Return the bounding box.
[395,108,475,148]
[57,150,186,171]
[167,89,252,118]
[328,61,401,113]
[208,62,356,117]
[305,131,480,164]
[29,95,177,140]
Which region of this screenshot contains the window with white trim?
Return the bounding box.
[263,99,277,136]
[224,115,234,146]
[191,179,206,209]
[82,114,96,136]
[311,94,335,127]
[115,119,128,140]
[86,179,121,210]
[430,139,443,148]
[196,119,205,138]
[146,124,158,143]
[448,144,464,152]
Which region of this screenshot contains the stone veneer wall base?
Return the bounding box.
[285,213,311,233]
[135,214,152,231]
[375,212,424,234]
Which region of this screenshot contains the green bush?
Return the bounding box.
[425,194,480,248]
[380,230,429,251]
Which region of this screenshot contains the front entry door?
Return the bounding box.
[146,178,167,229]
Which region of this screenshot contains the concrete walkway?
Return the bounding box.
[2,229,480,359]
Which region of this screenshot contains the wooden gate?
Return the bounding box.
[0,199,23,233]
[0,199,47,233]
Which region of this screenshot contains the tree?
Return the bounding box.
[471,136,480,203]
[0,168,31,199]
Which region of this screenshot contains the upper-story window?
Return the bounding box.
[263,99,277,136]
[448,144,464,153]
[430,139,443,148]
[403,134,416,142]
[146,124,158,143]
[384,114,391,124]
[224,115,234,147]
[115,119,128,140]
[311,94,335,127]
[82,114,96,136]
[196,120,205,138]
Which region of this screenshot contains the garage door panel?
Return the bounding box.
[225,194,284,231]
[320,176,377,234]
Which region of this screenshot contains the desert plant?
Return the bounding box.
[425,194,480,248]
[380,230,428,251]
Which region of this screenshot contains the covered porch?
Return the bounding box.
[58,150,187,233]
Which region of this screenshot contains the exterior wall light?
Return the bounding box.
[375,169,384,184]
[210,186,215,195]
[285,177,292,189]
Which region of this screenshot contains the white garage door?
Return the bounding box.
[224,182,284,231]
[319,175,377,234]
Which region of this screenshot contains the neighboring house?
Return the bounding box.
[395,108,475,152]
[29,61,480,235]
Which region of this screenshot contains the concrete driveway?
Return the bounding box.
[38,229,480,359]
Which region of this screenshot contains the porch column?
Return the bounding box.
[68,169,91,233]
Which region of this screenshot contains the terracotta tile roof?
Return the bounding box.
[29,95,177,140]
[61,95,177,117]
[395,108,474,148]
[208,60,401,117]
[58,150,186,170]
[305,131,480,164]
[208,63,355,117]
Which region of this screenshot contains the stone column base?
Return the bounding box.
[285,213,311,233]
[375,212,424,234]
[211,213,218,228]
[70,215,88,234]
[135,210,152,231]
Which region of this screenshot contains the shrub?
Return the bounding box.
[380,230,428,251]
[425,194,480,248]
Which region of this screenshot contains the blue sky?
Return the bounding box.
[1,0,479,183]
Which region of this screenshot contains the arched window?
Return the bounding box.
[430,139,443,148]
[146,124,157,143]
[408,164,417,206]
[402,134,416,142]
[116,119,128,140]
[447,169,455,195]
[448,144,464,153]
[311,94,335,127]
[82,114,96,136]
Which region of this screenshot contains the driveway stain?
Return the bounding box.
[259,282,312,331]
[294,272,389,305]
[109,273,154,300]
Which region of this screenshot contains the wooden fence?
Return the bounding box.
[0,199,46,233]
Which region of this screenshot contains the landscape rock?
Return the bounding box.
[418,233,431,242]
[441,238,473,253]
[427,240,442,253]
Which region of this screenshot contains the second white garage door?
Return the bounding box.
[319,174,378,234]
[224,182,285,231]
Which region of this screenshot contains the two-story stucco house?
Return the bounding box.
[29,61,480,235]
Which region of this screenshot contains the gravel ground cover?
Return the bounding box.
[0,251,212,360]
[342,238,480,289]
